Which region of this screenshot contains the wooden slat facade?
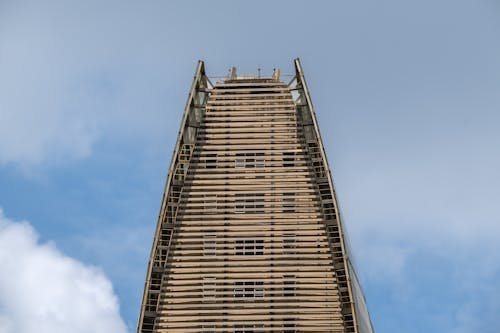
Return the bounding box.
[137,60,374,333]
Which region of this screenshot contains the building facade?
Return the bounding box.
[137,59,374,333]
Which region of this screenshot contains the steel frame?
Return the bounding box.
[137,59,374,333]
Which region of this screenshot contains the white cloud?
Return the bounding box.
[0,2,100,166]
[0,209,127,333]
[0,1,183,168]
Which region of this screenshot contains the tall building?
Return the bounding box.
[137,59,374,333]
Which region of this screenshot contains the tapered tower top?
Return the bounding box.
[137,59,374,333]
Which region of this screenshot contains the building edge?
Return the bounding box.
[294,58,375,333]
[136,58,375,333]
[137,60,210,333]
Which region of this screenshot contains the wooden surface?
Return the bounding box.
[137,65,362,332]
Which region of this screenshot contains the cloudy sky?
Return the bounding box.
[1,1,499,332]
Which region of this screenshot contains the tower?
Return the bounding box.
[137,59,374,333]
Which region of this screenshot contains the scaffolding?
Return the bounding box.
[137,59,375,333]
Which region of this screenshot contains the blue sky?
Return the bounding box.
[1,1,499,332]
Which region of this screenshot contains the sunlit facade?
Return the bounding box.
[137,59,374,333]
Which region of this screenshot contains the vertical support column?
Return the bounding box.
[137,60,209,333]
[294,58,374,333]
